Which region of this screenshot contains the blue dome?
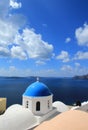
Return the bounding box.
[23,81,52,97]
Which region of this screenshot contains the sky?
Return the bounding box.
[0,0,88,77]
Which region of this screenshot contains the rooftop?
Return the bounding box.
[34,110,88,130]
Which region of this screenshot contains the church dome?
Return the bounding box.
[23,81,52,97]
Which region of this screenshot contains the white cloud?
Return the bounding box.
[10,0,22,9]
[0,67,57,77]
[75,62,80,67]
[0,64,88,77]
[60,64,88,77]
[0,0,25,47]
[0,66,32,77]
[75,23,88,46]
[0,47,10,57]
[65,37,71,43]
[56,51,70,62]
[0,15,26,59]
[61,65,72,71]
[74,51,88,60]
[11,46,27,60]
[9,65,17,71]
[77,67,88,75]
[74,66,88,76]
[36,60,46,65]
[0,20,18,46]
[15,28,54,60]
[0,0,54,61]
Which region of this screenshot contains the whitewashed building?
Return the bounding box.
[22,80,53,115]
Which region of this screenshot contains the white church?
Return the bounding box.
[22,78,53,116]
[0,78,69,130]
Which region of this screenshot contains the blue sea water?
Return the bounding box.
[0,77,88,107]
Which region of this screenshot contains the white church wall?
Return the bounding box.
[32,95,53,115]
[22,96,32,111]
[23,95,53,116]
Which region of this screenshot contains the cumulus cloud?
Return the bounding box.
[74,51,88,60]
[11,46,27,60]
[0,47,10,57]
[75,23,88,46]
[0,0,54,61]
[10,0,22,9]
[0,20,18,46]
[65,37,71,43]
[56,51,70,62]
[0,0,26,59]
[15,28,54,60]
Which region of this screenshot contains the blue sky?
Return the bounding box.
[0,0,88,77]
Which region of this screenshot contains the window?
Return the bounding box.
[36,101,40,111]
[48,100,50,109]
[26,101,29,108]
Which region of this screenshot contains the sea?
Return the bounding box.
[0,77,88,108]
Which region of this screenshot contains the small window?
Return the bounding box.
[48,100,50,109]
[36,101,40,111]
[26,101,29,108]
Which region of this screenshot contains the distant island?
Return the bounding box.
[73,74,88,80]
